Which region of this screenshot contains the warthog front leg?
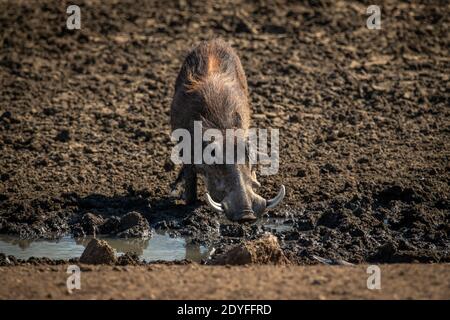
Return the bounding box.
[170,164,197,204]
[183,164,197,204]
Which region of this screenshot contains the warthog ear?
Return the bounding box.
[250,168,261,188]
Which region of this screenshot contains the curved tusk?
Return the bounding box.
[206,193,224,212]
[266,185,286,209]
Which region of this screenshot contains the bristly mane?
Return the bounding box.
[176,39,249,132]
[189,73,244,131]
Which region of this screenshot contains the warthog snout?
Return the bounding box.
[204,166,286,222]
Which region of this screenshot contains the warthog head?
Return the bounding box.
[198,137,285,222]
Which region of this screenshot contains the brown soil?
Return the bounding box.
[0,263,449,299]
[0,0,449,266]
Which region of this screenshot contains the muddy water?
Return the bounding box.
[0,219,293,262]
[0,231,211,262]
[259,217,295,233]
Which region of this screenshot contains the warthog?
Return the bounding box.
[170,39,285,222]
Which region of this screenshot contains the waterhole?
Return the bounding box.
[0,218,293,262]
[0,231,210,263]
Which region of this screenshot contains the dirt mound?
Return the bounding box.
[0,253,13,266]
[76,212,104,236]
[116,211,151,238]
[71,211,151,238]
[213,234,289,265]
[80,239,117,265]
[117,252,142,266]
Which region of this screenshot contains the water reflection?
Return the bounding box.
[0,231,210,262]
[185,242,208,262]
[74,237,150,256]
[0,218,293,262]
[258,217,295,232]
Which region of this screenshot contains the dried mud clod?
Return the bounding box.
[0,253,13,266]
[117,252,142,266]
[116,211,151,239]
[79,238,117,265]
[71,211,151,239]
[211,234,289,265]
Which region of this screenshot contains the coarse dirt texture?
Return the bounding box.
[0,263,449,299]
[0,0,449,265]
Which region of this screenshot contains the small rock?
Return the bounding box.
[117,212,150,239]
[98,216,121,234]
[80,239,117,265]
[296,169,306,177]
[119,211,145,230]
[213,234,289,265]
[80,213,104,235]
[55,129,71,142]
[357,157,369,164]
[284,230,300,240]
[369,241,398,262]
[43,107,57,116]
[0,253,11,266]
[72,225,85,238]
[117,227,150,238]
[220,224,245,237]
[317,210,341,228]
[154,220,168,230]
[117,252,141,266]
[80,265,94,272]
[320,163,339,174]
[163,160,175,172]
[296,217,315,231]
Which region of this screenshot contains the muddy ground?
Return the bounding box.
[1,264,449,299]
[0,0,449,266]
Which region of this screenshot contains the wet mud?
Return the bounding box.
[0,0,449,264]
